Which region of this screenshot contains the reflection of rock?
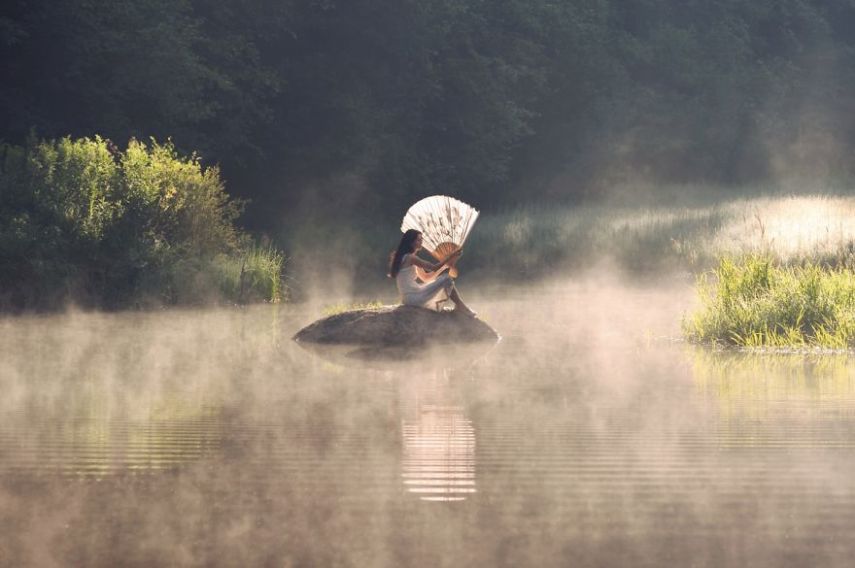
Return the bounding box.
[293,305,499,352]
[294,340,498,369]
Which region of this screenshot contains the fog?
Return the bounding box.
[5,0,855,562]
[2,268,855,567]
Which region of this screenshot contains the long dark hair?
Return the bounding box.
[388,229,421,278]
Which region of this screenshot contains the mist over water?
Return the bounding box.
[3,275,855,566]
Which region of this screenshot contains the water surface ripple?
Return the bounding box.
[2,282,855,566]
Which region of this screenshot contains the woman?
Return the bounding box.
[389,229,477,316]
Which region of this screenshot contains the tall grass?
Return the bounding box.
[684,256,855,348]
[468,194,855,279]
[214,245,286,304]
[467,202,729,277]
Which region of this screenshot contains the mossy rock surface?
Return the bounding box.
[293,305,499,347]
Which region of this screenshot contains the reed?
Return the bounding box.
[216,244,286,304]
[684,255,855,348]
[468,202,729,277]
[467,194,855,278]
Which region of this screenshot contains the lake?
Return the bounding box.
[2,275,855,567]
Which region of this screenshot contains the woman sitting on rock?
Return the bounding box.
[388,229,476,317]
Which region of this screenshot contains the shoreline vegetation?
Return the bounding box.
[287,190,855,295]
[468,192,855,279]
[292,191,855,298]
[0,135,284,312]
[684,256,855,349]
[299,192,855,350]
[4,133,855,352]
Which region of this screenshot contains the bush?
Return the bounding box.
[0,135,284,309]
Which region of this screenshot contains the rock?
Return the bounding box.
[293,305,499,347]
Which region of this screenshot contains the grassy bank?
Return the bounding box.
[684,256,855,348]
[469,192,855,279]
[0,135,285,310]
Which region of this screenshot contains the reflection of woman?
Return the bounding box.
[400,370,477,502]
[388,229,476,316]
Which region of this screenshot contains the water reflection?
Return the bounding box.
[399,370,476,501]
[296,345,482,503]
[0,378,224,478]
[293,326,494,503]
[9,289,855,566]
[690,348,855,447]
[0,308,282,478]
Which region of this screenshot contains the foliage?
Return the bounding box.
[684,256,855,348]
[0,0,278,166]
[3,0,855,230]
[0,135,283,309]
[214,245,286,305]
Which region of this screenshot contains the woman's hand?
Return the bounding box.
[436,248,462,270]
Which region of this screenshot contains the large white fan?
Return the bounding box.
[401,195,479,278]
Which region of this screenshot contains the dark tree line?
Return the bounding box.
[2,0,855,230]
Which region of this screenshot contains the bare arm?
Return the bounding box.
[407,249,462,272]
[408,255,444,273]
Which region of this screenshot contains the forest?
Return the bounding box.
[2,0,855,308]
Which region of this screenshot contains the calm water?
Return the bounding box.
[2,278,855,567]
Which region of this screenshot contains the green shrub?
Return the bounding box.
[0,135,284,309]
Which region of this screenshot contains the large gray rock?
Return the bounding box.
[293,305,499,347]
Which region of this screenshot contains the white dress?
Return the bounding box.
[396,254,454,311]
